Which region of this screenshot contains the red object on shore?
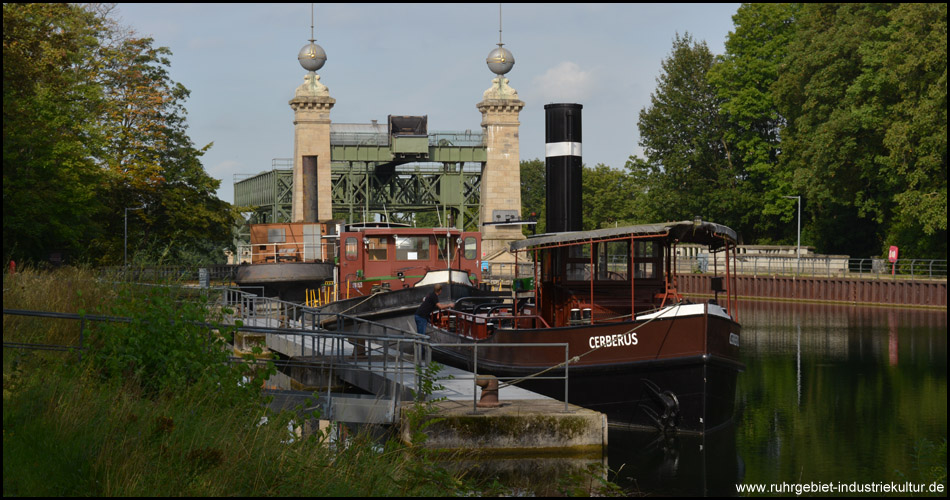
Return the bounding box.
[888,246,899,275]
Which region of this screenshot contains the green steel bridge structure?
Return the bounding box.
[233,130,486,231]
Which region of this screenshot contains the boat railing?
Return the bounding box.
[431,342,572,413]
[432,307,550,338]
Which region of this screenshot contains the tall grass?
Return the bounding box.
[3,267,479,496]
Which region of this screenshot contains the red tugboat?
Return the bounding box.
[425,220,744,434]
[314,223,495,332]
[337,223,482,296]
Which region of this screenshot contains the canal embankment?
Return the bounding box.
[4,267,586,496]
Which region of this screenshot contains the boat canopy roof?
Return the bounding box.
[509,220,738,252]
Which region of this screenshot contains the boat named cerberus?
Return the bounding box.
[423,220,744,434]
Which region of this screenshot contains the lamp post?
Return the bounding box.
[783,195,801,275]
[124,205,145,268]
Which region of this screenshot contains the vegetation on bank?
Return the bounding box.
[2,268,623,496]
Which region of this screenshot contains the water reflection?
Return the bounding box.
[608,424,743,497]
[600,301,945,496]
[736,301,946,490]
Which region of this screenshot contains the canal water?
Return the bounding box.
[604,300,947,496]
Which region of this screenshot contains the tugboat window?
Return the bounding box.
[367,236,388,261]
[464,237,477,260]
[598,241,628,280]
[566,243,592,281]
[396,236,429,261]
[634,240,661,279]
[345,237,358,260]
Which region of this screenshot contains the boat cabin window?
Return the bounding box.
[267,228,285,243]
[634,240,661,279]
[566,243,592,281]
[366,236,388,261]
[396,236,429,261]
[597,241,628,280]
[345,237,358,260]
[463,237,477,260]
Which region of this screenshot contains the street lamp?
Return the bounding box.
[125,205,145,268]
[783,195,801,275]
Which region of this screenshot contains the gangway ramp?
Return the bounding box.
[222,288,560,426]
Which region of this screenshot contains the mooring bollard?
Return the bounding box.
[475,374,501,408]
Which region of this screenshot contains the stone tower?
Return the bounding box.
[290,37,335,222]
[477,32,526,258]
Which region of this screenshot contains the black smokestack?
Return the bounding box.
[544,103,583,233]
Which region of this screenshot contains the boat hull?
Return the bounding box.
[426,305,742,434]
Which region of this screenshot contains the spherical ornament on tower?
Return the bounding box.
[486,46,514,76]
[298,41,326,72]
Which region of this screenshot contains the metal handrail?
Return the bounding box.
[675,256,947,280]
[5,294,575,423]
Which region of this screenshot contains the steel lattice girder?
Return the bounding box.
[234,169,294,223]
[331,162,481,230]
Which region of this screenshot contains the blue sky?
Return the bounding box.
[113,3,741,203]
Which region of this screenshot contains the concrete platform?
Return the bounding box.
[234,313,608,458]
[399,398,607,456]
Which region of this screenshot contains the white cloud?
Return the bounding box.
[532,61,595,103]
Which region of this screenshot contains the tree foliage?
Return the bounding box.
[582,163,637,230]
[620,5,946,258]
[3,4,108,261]
[520,159,546,236]
[521,158,639,235]
[626,33,753,238]
[707,3,802,243]
[3,3,237,265]
[774,3,946,257]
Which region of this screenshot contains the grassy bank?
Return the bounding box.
[2,268,479,496]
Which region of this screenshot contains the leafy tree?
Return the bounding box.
[878,3,947,257]
[520,158,546,235]
[93,33,237,265]
[3,3,108,263]
[707,3,802,244]
[582,163,636,230]
[3,3,238,265]
[521,158,637,233]
[626,33,748,237]
[774,3,946,257]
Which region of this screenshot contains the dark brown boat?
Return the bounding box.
[423,220,743,434]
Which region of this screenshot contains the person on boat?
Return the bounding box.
[414,283,454,334]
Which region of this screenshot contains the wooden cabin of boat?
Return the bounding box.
[245,222,337,264]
